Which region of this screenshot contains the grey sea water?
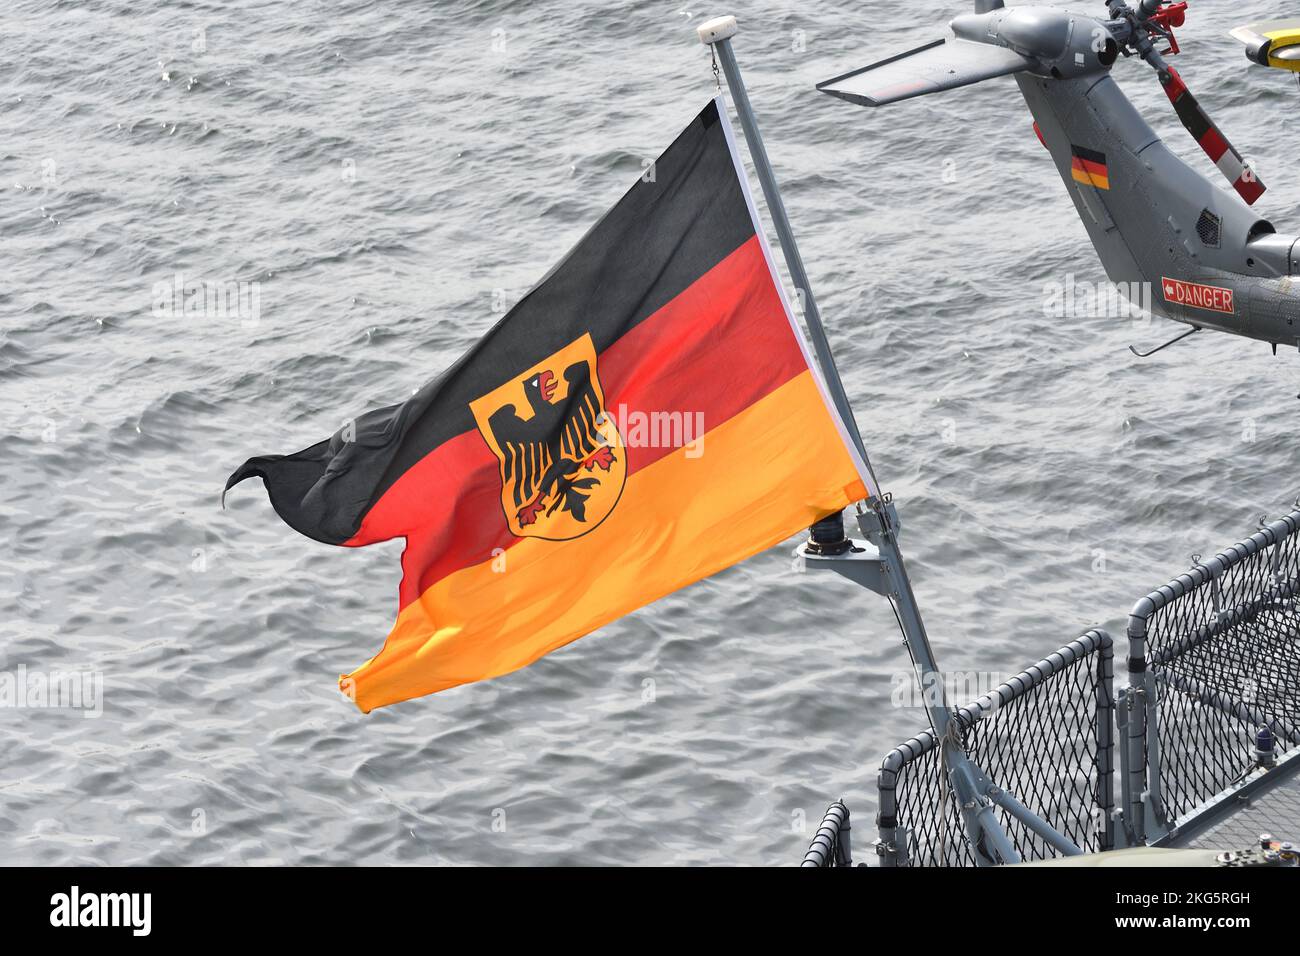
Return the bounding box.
[2,0,1297,865]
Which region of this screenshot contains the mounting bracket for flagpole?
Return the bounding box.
[696,15,1078,865]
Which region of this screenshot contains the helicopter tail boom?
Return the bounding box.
[1021,70,1300,346]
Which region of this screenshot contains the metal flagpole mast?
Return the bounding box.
[695,13,951,743]
[696,15,1024,865]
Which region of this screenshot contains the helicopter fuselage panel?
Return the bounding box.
[1018,71,1300,347]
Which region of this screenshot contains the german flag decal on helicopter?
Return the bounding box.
[226,99,875,711]
[1070,146,1110,190]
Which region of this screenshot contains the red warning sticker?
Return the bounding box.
[1161,276,1235,315]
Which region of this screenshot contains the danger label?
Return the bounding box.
[1161,277,1235,315]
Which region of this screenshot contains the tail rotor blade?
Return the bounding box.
[1158,66,1266,205]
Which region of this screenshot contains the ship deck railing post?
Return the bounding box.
[696,14,1061,865]
[1096,630,1117,851]
[876,758,902,867]
[1115,684,1134,846]
[1142,670,1167,840]
[1124,608,1167,845]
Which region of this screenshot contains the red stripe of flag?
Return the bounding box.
[349,235,810,608]
[1074,158,1108,179]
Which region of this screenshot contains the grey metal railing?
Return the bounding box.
[876,630,1115,866]
[802,801,853,867]
[1125,509,1300,842]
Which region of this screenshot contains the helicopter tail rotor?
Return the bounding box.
[1156,64,1266,205]
[1110,0,1267,205]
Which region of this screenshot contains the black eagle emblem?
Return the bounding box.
[486,359,618,530]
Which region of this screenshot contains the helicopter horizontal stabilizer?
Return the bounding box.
[816,37,1032,107]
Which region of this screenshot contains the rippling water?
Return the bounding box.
[2,0,1297,865]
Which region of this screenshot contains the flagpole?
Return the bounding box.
[695,14,951,722]
[699,21,868,470]
[696,15,1024,865]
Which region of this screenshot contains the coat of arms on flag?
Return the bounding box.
[226,98,873,712]
[471,333,625,540]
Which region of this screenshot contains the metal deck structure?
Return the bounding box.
[1163,753,1300,851]
[803,508,1300,867]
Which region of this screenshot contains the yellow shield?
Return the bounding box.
[470,333,626,541]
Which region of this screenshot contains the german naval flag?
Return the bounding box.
[1070,145,1110,190]
[226,98,874,712]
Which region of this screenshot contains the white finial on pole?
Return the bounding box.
[696,15,739,44]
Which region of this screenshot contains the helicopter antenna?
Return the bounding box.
[1128,325,1201,357]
